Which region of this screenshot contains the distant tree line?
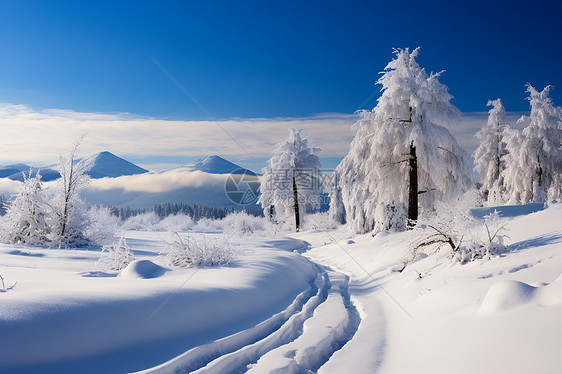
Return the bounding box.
[111,202,263,221]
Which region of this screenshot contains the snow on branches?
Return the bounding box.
[503,84,562,204]
[258,128,323,228]
[473,99,509,204]
[0,170,49,245]
[334,47,472,234]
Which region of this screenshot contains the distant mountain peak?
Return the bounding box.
[186,155,249,175]
[84,151,148,179]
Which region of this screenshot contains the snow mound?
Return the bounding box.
[480,274,562,315]
[119,259,166,279]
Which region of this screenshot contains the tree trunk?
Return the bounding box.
[293,176,301,232]
[407,141,418,229]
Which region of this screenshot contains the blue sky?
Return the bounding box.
[0,0,560,169]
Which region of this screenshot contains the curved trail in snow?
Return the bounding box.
[135,257,363,374]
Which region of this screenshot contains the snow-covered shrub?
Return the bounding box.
[156,213,195,232]
[220,212,272,236]
[450,211,508,264]
[334,47,473,234]
[122,212,160,231]
[84,206,119,245]
[473,99,509,204]
[302,212,340,231]
[192,217,223,233]
[0,170,49,245]
[258,128,323,229]
[96,236,135,271]
[410,191,508,265]
[161,233,234,268]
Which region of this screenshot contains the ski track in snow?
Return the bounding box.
[137,263,362,374]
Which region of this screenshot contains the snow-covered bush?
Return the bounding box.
[220,212,272,236]
[192,217,222,233]
[84,206,119,245]
[334,47,473,234]
[0,170,49,245]
[155,213,195,232]
[161,233,234,268]
[258,128,323,229]
[503,84,562,204]
[450,211,508,264]
[122,212,161,231]
[302,212,340,231]
[96,236,135,271]
[473,99,509,204]
[410,191,508,265]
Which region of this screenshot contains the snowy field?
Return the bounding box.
[1,203,561,373]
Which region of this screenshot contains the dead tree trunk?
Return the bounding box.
[292,176,301,232]
[407,141,418,229]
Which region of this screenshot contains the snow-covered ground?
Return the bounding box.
[1,203,561,373]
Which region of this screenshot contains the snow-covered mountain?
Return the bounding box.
[83,151,148,179]
[185,155,252,175]
[0,152,148,181]
[0,164,61,182]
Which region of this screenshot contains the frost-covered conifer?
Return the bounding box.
[334,48,472,234]
[473,99,509,204]
[1,170,49,245]
[503,84,562,203]
[258,128,322,227]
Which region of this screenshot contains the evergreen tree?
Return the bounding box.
[503,84,562,203]
[258,128,322,228]
[473,99,509,203]
[334,48,472,234]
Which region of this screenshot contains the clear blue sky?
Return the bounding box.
[1,0,561,120]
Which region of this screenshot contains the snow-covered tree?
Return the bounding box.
[328,171,346,224]
[1,170,49,245]
[258,128,322,229]
[473,99,509,204]
[334,47,473,234]
[46,136,95,246]
[503,84,562,203]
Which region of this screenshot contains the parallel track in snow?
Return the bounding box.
[135,264,361,374]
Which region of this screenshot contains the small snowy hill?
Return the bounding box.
[83,151,148,179]
[0,163,61,182]
[186,155,252,175]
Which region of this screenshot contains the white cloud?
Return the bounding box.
[88,169,230,193]
[0,103,528,169]
[0,104,356,165]
[0,178,22,196]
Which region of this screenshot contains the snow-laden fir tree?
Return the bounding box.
[46,136,95,246]
[503,84,562,203]
[258,128,322,228]
[328,171,346,224]
[332,47,473,234]
[473,99,509,204]
[0,170,49,245]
